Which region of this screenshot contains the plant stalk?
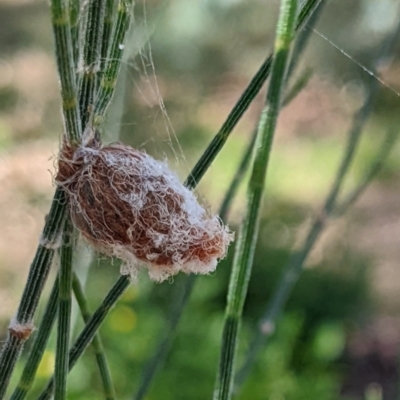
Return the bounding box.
[69,0,80,68]
[51,0,82,145]
[0,188,66,399]
[10,277,59,400]
[101,0,116,74]
[54,218,74,400]
[213,1,298,399]
[79,0,107,129]
[94,0,134,126]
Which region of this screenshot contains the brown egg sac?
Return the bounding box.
[56,142,234,282]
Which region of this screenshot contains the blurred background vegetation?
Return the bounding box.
[1,0,400,399]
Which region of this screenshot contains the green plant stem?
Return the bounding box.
[0,188,66,400]
[51,0,82,145]
[10,277,59,400]
[213,1,298,399]
[72,273,117,400]
[235,21,400,388]
[184,0,323,189]
[104,0,172,141]
[37,276,130,400]
[79,0,107,129]
[286,0,326,80]
[101,0,116,74]
[94,0,134,126]
[54,218,73,400]
[69,0,80,67]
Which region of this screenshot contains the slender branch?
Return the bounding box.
[51,0,82,145]
[54,218,74,400]
[72,273,117,400]
[94,0,134,126]
[285,0,326,80]
[79,0,107,129]
[10,277,59,400]
[69,0,80,68]
[0,188,66,399]
[101,0,116,75]
[213,1,298,399]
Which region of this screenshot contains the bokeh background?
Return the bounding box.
[1,0,400,399]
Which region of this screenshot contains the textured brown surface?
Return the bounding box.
[57,142,232,279]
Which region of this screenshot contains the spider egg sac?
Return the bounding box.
[57,142,234,282]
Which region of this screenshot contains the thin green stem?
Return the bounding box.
[235,20,400,389]
[10,278,59,400]
[51,0,82,145]
[54,218,74,400]
[286,0,326,80]
[101,0,116,74]
[213,1,298,399]
[79,0,107,129]
[37,276,130,400]
[69,0,80,68]
[184,0,323,189]
[94,0,134,126]
[72,273,117,400]
[0,187,66,400]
